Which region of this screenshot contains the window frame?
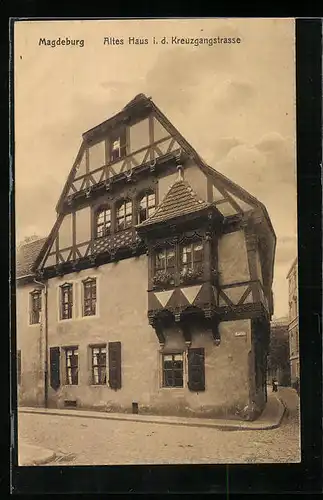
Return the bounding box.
[138,190,156,224]
[29,289,42,325]
[109,127,127,162]
[82,277,97,317]
[90,344,107,385]
[60,283,73,321]
[161,352,184,388]
[116,198,133,232]
[95,205,112,239]
[180,239,204,275]
[64,346,79,385]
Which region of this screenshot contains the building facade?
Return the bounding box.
[287,257,299,387]
[267,317,291,386]
[16,94,276,421]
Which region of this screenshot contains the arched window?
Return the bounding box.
[116,199,132,231]
[96,206,111,238]
[138,191,156,223]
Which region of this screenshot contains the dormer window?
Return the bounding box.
[138,191,156,223]
[109,128,127,162]
[116,199,132,231]
[96,206,111,238]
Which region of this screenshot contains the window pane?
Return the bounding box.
[93,366,99,384]
[148,193,155,206]
[167,249,175,269]
[118,204,125,217]
[140,196,147,209]
[174,354,183,361]
[125,202,132,215]
[164,371,174,387]
[163,355,172,362]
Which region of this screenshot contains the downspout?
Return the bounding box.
[33,278,48,408]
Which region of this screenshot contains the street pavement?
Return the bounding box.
[17,387,301,465]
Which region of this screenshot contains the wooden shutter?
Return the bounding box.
[50,347,60,390]
[108,342,122,390]
[188,347,205,392]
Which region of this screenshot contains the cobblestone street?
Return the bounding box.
[17,388,301,465]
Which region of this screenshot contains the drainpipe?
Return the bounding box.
[33,277,48,408]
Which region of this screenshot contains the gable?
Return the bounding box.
[60,109,183,210]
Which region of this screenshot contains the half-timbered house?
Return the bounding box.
[16,93,276,420]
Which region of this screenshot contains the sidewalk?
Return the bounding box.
[18,443,56,466]
[18,392,286,432]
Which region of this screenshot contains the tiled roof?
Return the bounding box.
[138,176,210,228]
[16,238,47,278]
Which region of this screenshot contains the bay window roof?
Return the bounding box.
[137,175,210,229]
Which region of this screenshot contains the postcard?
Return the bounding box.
[13,18,300,469]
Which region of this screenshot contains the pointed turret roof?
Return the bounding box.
[137,167,210,228]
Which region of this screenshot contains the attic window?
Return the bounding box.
[109,128,127,162]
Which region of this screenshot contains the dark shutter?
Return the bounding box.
[188,347,205,392]
[108,342,121,390]
[50,347,60,390]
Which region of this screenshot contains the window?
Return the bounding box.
[30,289,42,324]
[138,191,156,223]
[91,345,106,385]
[60,283,73,320]
[162,353,183,388]
[83,278,97,316]
[96,207,111,238]
[116,199,132,231]
[109,129,127,162]
[17,350,21,385]
[65,347,78,385]
[154,246,176,286]
[180,240,203,276]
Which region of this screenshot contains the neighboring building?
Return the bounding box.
[287,257,299,387]
[267,317,291,386]
[16,93,276,421]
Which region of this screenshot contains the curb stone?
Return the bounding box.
[18,396,285,432]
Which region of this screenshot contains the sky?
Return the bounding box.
[14,18,297,318]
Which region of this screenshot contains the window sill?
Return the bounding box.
[160,386,185,390]
[28,323,41,327]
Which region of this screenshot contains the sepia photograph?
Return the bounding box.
[13,18,300,467]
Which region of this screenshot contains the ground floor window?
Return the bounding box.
[91,345,107,385]
[162,353,183,388]
[65,347,79,385]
